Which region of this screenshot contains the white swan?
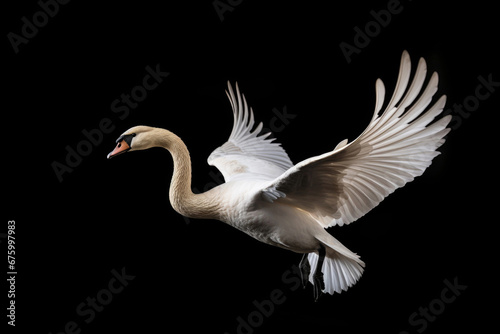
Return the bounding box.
[108,51,451,300]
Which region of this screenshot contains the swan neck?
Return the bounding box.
[156,130,217,219]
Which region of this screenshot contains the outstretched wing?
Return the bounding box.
[208,82,293,182]
[260,51,451,226]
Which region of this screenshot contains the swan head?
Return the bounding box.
[107,125,159,159]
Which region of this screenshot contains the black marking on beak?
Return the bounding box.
[116,133,136,146]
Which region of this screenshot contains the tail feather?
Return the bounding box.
[308,236,365,294]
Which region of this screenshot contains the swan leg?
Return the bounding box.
[312,244,326,302]
[298,253,310,288]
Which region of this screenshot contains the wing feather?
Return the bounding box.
[208,82,293,182]
[260,51,451,227]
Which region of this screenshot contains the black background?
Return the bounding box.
[4,0,499,333]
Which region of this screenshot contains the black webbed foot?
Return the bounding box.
[298,245,326,301]
[312,244,326,302]
[312,271,325,302]
[299,253,311,289]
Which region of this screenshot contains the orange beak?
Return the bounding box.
[107,140,131,159]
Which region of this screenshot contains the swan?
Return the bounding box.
[107,51,451,300]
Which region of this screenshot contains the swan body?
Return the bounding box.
[108,51,451,298]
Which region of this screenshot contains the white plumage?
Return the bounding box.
[208,51,450,294]
[110,51,451,298]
